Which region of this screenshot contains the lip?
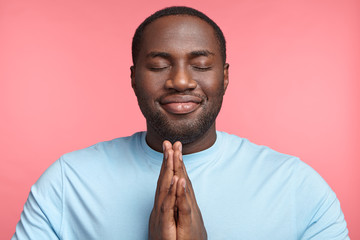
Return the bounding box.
[160,95,203,115]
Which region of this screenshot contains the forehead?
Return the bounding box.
[140,15,220,55]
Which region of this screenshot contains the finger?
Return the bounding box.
[159,140,173,172]
[163,140,174,173]
[161,175,179,224]
[156,141,170,181]
[158,147,174,197]
[173,141,189,179]
[172,142,196,200]
[173,141,186,178]
[176,178,192,227]
[157,141,173,184]
[155,141,174,205]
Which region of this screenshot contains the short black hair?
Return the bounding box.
[131,6,226,65]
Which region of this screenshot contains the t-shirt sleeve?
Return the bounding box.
[12,159,63,240]
[295,160,349,240]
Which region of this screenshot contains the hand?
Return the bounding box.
[148,141,207,240]
[149,141,178,240]
[172,141,207,240]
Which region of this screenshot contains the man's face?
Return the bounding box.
[132,15,229,144]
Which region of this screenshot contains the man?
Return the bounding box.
[13,6,349,239]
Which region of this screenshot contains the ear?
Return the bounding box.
[223,63,229,93]
[130,66,136,90]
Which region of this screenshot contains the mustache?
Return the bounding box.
[157,91,207,102]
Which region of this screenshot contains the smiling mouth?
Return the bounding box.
[160,95,203,115]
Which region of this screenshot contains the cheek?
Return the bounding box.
[135,72,166,98]
[195,72,225,97]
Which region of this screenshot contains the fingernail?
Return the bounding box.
[164,151,168,160]
[179,143,182,152]
[179,153,183,161]
[171,177,174,185]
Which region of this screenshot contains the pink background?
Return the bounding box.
[1,0,359,238]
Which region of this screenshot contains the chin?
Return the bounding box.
[159,130,202,145]
[153,117,215,145]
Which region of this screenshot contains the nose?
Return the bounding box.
[165,66,197,92]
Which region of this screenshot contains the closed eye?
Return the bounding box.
[149,66,169,71]
[192,66,212,71]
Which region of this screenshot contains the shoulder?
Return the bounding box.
[218,131,299,168]
[217,131,333,197]
[218,132,348,238]
[59,132,144,166]
[63,132,143,159]
[31,132,144,219]
[34,132,145,195]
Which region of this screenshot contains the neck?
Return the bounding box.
[145,123,217,155]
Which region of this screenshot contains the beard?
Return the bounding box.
[137,90,225,145]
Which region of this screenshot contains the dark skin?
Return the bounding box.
[149,140,207,239]
[131,15,229,239]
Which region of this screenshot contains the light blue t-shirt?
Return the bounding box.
[12,131,349,239]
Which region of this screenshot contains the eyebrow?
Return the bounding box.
[146,51,171,59]
[189,50,215,58]
[146,50,215,59]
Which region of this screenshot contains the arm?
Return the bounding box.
[12,160,63,240]
[300,191,349,240]
[296,161,349,240]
